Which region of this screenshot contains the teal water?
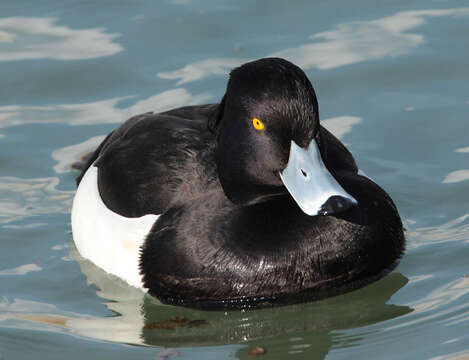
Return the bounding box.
[1,1,469,359]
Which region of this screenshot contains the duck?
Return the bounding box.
[71,57,405,309]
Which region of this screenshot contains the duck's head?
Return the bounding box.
[209,57,356,216]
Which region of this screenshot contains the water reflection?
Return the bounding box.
[0,176,73,225]
[408,213,469,249]
[157,8,469,84]
[412,276,469,314]
[0,243,411,355]
[273,8,469,70]
[384,273,469,354]
[321,116,360,140]
[0,296,87,335]
[0,29,15,43]
[158,58,247,85]
[443,146,469,183]
[0,263,41,276]
[455,146,469,153]
[59,243,410,352]
[0,17,122,61]
[52,135,106,174]
[443,170,469,184]
[0,89,211,129]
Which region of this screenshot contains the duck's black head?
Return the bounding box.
[210,57,356,215]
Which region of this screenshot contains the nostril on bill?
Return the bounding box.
[300,168,308,178]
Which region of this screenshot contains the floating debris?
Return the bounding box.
[248,346,267,356]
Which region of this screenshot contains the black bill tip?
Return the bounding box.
[318,195,356,216]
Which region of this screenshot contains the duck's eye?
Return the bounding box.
[252,117,265,131]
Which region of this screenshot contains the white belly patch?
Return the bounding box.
[71,166,159,289]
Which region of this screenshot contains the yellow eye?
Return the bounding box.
[252,117,265,131]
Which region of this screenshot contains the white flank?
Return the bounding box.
[71,166,159,289]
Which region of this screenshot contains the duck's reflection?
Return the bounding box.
[70,242,411,354]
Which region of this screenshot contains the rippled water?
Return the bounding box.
[1,1,469,359]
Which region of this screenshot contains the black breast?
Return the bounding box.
[140,172,404,309]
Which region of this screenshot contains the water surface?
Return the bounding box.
[1,1,469,359]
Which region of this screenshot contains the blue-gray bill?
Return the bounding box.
[279,140,357,216]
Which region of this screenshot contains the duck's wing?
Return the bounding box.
[160,104,218,121]
[75,112,155,185]
[80,109,216,218]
